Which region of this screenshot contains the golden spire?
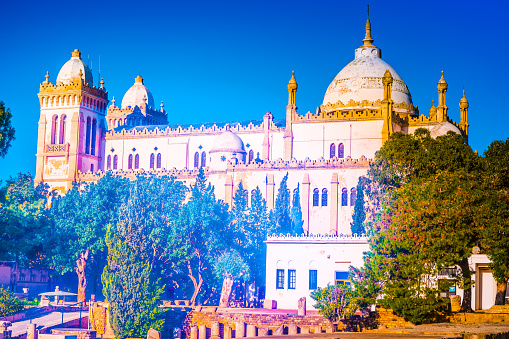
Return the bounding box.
[429,99,437,117]
[99,78,105,89]
[43,71,50,85]
[362,6,374,47]
[72,49,81,58]
[135,75,144,84]
[287,71,297,106]
[438,70,447,84]
[459,89,469,109]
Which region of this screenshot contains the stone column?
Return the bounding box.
[262,112,273,161]
[258,328,268,337]
[198,325,206,339]
[301,327,310,334]
[210,321,220,339]
[27,323,37,339]
[314,326,321,334]
[266,174,275,210]
[330,173,339,235]
[224,325,232,339]
[235,321,245,338]
[190,326,198,339]
[301,173,310,234]
[225,175,234,210]
[298,297,306,316]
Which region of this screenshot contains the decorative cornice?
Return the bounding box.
[39,78,107,99]
[265,233,368,243]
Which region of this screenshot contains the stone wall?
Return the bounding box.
[375,307,413,328]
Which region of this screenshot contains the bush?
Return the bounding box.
[0,288,24,317]
[310,284,355,323]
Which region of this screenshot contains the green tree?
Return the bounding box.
[350,177,367,235]
[480,138,509,305]
[0,173,50,266]
[291,183,304,235]
[171,168,231,304]
[0,101,15,158]
[310,284,355,323]
[274,173,291,234]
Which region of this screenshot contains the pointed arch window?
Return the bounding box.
[338,143,345,158]
[150,153,155,169]
[85,117,91,154]
[249,150,254,163]
[201,151,206,167]
[128,154,133,169]
[107,155,112,170]
[330,143,336,158]
[194,152,199,168]
[322,188,328,207]
[341,188,348,206]
[350,187,357,206]
[134,154,140,169]
[91,119,97,156]
[312,188,319,207]
[157,153,162,168]
[59,115,66,144]
[51,115,58,144]
[113,155,118,170]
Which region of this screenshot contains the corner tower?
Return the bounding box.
[35,49,108,193]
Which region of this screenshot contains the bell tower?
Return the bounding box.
[35,49,108,193]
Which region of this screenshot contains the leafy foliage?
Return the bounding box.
[213,250,250,281]
[0,173,51,266]
[0,101,15,158]
[0,287,24,317]
[310,284,355,323]
[274,173,292,234]
[291,183,304,235]
[350,177,367,235]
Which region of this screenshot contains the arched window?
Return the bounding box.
[59,115,66,144]
[113,155,118,170]
[128,154,133,169]
[330,143,335,158]
[85,117,91,154]
[350,187,357,206]
[312,188,319,207]
[322,188,328,207]
[249,150,254,163]
[157,153,162,168]
[338,143,345,158]
[251,189,256,206]
[107,155,111,170]
[134,154,140,169]
[91,119,97,156]
[201,151,206,167]
[150,153,155,169]
[194,152,199,168]
[51,115,58,144]
[341,188,348,206]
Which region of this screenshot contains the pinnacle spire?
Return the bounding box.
[362,7,374,47]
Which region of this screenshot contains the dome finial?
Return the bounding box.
[363,8,374,47]
[44,71,50,85]
[135,75,143,84]
[72,49,81,58]
[100,78,104,89]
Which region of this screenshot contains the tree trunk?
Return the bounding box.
[188,261,203,304]
[219,275,234,308]
[495,278,508,305]
[76,250,89,303]
[459,257,473,312]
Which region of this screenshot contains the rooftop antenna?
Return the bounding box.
[367,4,369,18]
[98,55,101,87]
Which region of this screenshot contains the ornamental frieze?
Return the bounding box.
[326,77,410,95]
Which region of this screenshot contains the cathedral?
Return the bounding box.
[34,18,472,309]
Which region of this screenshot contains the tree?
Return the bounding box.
[291,183,304,235]
[0,287,24,317]
[310,284,355,323]
[350,177,367,235]
[214,250,250,307]
[49,173,130,301]
[0,101,15,158]
[274,173,291,234]
[480,139,509,305]
[171,168,230,304]
[0,173,51,266]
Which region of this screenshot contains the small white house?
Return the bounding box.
[264,234,369,310]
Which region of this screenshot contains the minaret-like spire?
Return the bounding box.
[287,70,298,106]
[437,71,448,122]
[362,5,375,47]
[99,78,104,89]
[284,71,297,161]
[429,99,437,119]
[43,71,50,85]
[459,89,469,143]
[160,101,164,112]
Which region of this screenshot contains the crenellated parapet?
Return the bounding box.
[106,99,167,130]
[315,99,417,119]
[106,119,284,139]
[266,233,368,243]
[38,76,108,112]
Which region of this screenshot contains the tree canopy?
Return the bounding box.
[0,101,15,158]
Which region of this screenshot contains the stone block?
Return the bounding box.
[301,327,310,334]
[147,328,160,339]
[27,324,38,339]
[210,321,220,339]
[288,324,298,335]
[326,326,335,333]
[224,326,232,339]
[172,328,181,339]
[297,297,306,316]
[198,325,206,339]
[263,300,277,309]
[314,326,321,334]
[190,326,198,339]
[246,325,256,338]
[257,328,268,336]
[274,325,284,336]
[235,322,245,338]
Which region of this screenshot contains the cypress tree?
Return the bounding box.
[350,177,367,235]
[274,173,291,234]
[291,183,304,235]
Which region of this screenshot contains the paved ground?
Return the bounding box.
[11,311,85,337]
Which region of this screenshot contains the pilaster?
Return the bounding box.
[225,175,234,210]
[330,173,339,235]
[34,114,47,184]
[301,173,310,235]
[266,174,275,210]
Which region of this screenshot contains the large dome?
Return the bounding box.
[322,19,412,112]
[56,49,94,85]
[210,130,246,154]
[121,76,155,109]
[430,122,462,138]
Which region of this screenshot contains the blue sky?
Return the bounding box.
[1,0,507,181]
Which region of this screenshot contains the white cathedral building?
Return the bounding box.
[34,19,486,310]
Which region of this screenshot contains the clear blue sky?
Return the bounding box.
[1,0,507,181]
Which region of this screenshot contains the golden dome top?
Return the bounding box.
[459,89,469,109]
[71,49,81,58]
[287,71,297,91]
[135,75,144,84]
